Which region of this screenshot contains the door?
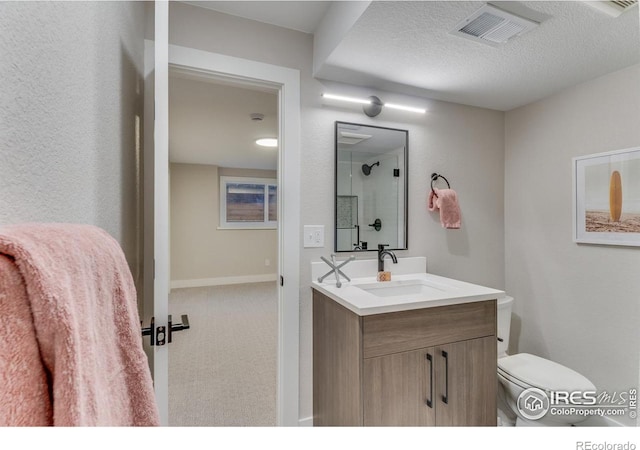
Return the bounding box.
[435,337,497,426]
[363,348,436,426]
[143,7,301,424]
[142,0,171,425]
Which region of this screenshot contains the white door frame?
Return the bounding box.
[151,43,301,426]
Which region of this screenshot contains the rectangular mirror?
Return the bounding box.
[335,121,408,252]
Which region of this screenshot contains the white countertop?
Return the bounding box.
[311,257,504,316]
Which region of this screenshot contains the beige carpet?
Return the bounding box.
[168,282,277,426]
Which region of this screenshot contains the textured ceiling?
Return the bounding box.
[186,1,639,112]
[318,1,640,111]
[169,73,278,169]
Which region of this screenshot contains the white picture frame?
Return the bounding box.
[219,176,277,230]
[573,147,640,246]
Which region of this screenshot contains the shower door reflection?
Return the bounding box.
[335,122,408,252]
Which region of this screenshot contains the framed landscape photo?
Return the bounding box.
[573,147,640,246]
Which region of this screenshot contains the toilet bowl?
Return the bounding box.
[497,296,596,426]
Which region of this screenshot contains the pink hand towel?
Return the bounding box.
[0,223,159,426]
[428,188,461,229]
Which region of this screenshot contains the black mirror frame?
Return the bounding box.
[334,121,409,253]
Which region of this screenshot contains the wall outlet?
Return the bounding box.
[303,225,325,248]
[265,259,271,266]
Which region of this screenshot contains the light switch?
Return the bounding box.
[304,225,325,248]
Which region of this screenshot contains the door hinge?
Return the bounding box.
[280,275,284,286]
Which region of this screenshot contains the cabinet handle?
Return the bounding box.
[442,350,449,405]
[426,353,433,408]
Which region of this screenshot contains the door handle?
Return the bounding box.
[442,350,449,404]
[426,353,433,408]
[142,314,190,346]
[168,314,190,344]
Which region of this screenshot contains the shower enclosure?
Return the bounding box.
[335,122,408,252]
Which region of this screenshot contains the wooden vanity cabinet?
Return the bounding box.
[312,289,497,427]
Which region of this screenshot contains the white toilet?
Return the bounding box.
[497,296,596,426]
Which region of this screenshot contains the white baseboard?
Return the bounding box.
[298,416,313,427]
[170,273,278,289]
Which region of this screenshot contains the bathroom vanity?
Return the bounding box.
[311,258,503,426]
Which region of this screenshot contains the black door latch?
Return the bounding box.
[142,314,190,346]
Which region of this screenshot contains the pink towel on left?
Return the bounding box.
[0,223,159,426]
[428,188,461,229]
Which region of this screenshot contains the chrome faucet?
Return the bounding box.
[377,244,398,272]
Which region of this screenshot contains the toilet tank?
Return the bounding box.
[497,296,513,357]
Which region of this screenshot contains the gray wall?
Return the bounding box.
[168,2,505,422]
[0,1,146,290]
[505,64,640,426]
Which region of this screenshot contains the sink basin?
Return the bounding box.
[355,279,450,298]
[311,257,505,315]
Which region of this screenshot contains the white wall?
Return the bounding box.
[0,1,145,292]
[168,2,505,422]
[505,64,640,426]
[170,163,277,283]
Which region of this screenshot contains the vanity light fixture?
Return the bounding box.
[255,138,278,148]
[384,103,427,114]
[321,93,372,105]
[322,93,426,117]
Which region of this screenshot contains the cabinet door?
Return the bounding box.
[435,336,497,426]
[363,348,436,426]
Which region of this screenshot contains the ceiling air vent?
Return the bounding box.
[583,0,638,17]
[450,4,540,46]
[338,131,372,145]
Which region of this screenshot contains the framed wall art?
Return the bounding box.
[573,147,640,246]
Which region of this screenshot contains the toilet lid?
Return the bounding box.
[498,353,596,392]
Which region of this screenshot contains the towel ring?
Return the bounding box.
[430,173,450,197]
